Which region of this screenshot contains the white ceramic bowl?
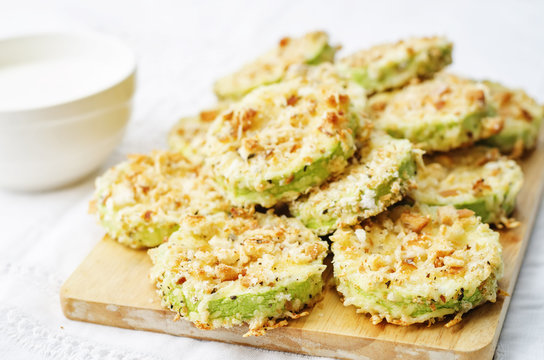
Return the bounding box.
[0,32,136,191]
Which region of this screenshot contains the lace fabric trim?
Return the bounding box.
[0,262,159,360]
[0,307,159,360]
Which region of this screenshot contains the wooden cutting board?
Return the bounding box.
[60,136,544,360]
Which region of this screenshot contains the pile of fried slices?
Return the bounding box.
[90,32,543,336]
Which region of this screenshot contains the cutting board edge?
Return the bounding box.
[62,294,498,360]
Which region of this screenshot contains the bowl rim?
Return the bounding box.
[0,31,137,118]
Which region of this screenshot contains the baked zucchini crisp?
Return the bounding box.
[331,204,503,326]
[92,151,231,248]
[149,212,328,336]
[205,76,363,207]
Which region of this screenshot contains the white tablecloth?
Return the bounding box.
[1,1,543,359]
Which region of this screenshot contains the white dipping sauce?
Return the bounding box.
[0,32,136,191]
[0,33,134,112]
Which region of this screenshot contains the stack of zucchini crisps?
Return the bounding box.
[90,32,544,336]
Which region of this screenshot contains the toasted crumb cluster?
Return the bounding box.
[92,151,232,248]
[290,132,417,235]
[410,146,523,224]
[168,107,225,163]
[331,204,503,326]
[205,76,360,207]
[339,36,452,93]
[284,63,371,141]
[374,73,501,151]
[481,81,544,156]
[214,31,335,100]
[365,90,398,119]
[149,212,328,336]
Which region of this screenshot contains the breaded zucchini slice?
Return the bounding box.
[410,147,523,224]
[290,132,417,235]
[213,31,336,100]
[92,151,231,248]
[480,81,544,155]
[331,204,503,326]
[374,73,502,151]
[168,108,223,163]
[338,36,452,93]
[205,77,361,207]
[149,212,328,336]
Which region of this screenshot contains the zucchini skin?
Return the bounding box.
[374,73,499,152]
[216,141,354,207]
[160,272,324,327]
[384,108,491,151]
[337,273,497,325]
[97,213,180,248]
[479,81,544,155]
[410,147,523,224]
[290,133,417,235]
[339,36,453,93]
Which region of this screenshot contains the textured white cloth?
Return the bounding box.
[1,1,543,359]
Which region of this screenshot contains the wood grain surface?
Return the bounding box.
[60,136,544,360]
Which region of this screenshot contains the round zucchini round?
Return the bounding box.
[149,212,328,336]
[205,76,361,207]
[410,146,523,224]
[338,36,452,93]
[213,31,336,100]
[92,151,231,248]
[374,73,501,152]
[480,81,544,156]
[331,204,503,326]
[290,132,417,235]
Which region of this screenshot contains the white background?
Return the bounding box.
[0,1,543,359]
